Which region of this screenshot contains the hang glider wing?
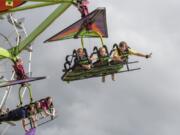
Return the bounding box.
[0,76,46,88]
[45,7,108,42]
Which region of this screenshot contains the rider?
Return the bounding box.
[74,48,92,70]
[0,106,36,132]
[112,41,152,63]
[0,107,27,128]
[27,104,37,129]
[35,101,45,119]
[13,58,28,80]
[93,47,114,82]
[93,47,110,67]
[41,97,55,119]
[0,107,27,122]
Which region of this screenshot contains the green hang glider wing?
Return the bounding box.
[45,7,108,42]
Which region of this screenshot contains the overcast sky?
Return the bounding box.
[1,0,180,135]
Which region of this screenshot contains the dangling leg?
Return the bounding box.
[111,73,115,81]
[31,116,37,128]
[102,76,105,83]
[22,119,29,132]
[49,107,56,120]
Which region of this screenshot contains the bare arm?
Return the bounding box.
[22,119,28,132]
[43,108,54,116]
[129,49,152,58]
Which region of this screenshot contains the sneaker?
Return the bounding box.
[111,74,115,81]
[102,76,105,83]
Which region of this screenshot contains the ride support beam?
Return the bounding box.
[9,2,72,56]
[18,84,33,106]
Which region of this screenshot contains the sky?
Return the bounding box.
[1,0,180,135]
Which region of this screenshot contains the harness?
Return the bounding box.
[117,48,130,60]
[78,56,90,65]
[98,55,110,64]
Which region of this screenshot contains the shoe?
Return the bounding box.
[102,76,105,83]
[111,74,115,81]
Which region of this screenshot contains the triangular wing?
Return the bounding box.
[45,7,108,42]
[0,76,46,88]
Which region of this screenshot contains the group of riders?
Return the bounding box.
[0,97,55,132]
[66,41,152,82]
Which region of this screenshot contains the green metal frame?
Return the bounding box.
[62,61,141,82]
[0,2,73,106]
[18,84,33,106]
[0,2,73,63]
[81,30,104,48]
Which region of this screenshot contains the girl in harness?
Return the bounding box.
[26,104,37,129]
[74,48,92,70]
[112,41,152,63]
[40,97,55,118]
[35,101,46,119]
[93,47,115,82]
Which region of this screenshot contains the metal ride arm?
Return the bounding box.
[81,31,104,48]
[7,2,72,58]
[18,84,33,106]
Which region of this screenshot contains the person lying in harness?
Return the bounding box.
[35,101,46,119]
[74,48,92,70]
[13,58,28,80]
[0,106,28,131]
[40,97,55,119]
[92,47,115,82]
[112,41,152,63]
[26,104,37,130]
[0,107,27,122]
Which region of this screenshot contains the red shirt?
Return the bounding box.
[13,63,27,80]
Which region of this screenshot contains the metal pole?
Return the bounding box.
[9,3,72,56]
